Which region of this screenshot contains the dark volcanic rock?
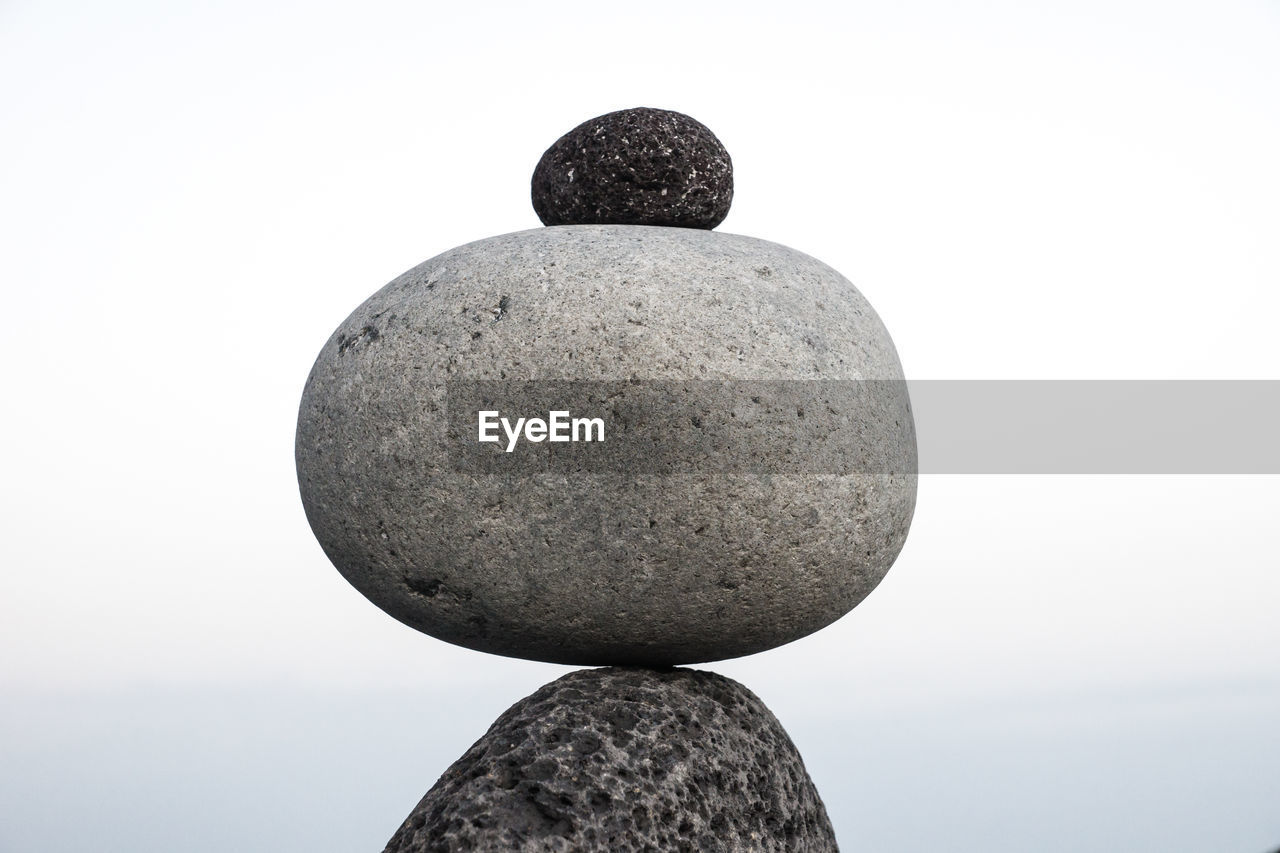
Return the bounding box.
[384,667,838,852]
[531,107,733,229]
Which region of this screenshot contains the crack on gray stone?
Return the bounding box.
[336,324,380,355]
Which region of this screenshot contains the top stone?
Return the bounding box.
[531,107,733,229]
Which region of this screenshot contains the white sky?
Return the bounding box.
[1,1,1278,851]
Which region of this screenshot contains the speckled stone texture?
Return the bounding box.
[383,667,838,852]
[295,225,916,665]
[532,107,733,229]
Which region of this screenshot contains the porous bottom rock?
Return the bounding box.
[384,667,838,852]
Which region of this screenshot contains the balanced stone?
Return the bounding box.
[383,667,838,852]
[532,107,733,229]
[295,224,916,665]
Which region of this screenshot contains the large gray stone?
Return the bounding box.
[295,225,916,665]
[383,667,838,852]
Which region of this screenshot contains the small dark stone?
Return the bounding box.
[531,107,733,229]
[383,667,838,852]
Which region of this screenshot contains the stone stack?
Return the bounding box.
[296,107,917,851]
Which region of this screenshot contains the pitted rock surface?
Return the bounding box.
[383,667,838,852]
[295,225,917,666]
[532,107,733,229]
